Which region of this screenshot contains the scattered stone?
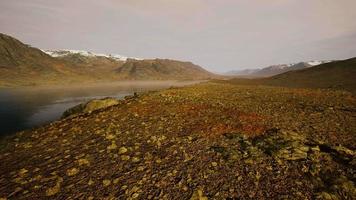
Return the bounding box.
[103,179,111,187]
[132,193,140,198]
[77,158,90,166]
[66,168,79,176]
[45,177,63,196]
[107,142,117,150]
[132,157,140,163]
[88,179,94,186]
[190,189,208,200]
[119,147,128,154]
[121,155,130,161]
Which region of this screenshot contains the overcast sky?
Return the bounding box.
[1,0,356,72]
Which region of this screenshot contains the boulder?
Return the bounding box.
[62,97,120,118]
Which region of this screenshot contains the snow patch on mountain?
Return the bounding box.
[307,60,332,66]
[42,49,142,61]
[225,60,335,77]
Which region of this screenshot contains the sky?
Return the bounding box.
[0,0,356,72]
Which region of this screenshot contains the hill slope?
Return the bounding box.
[226,58,356,94]
[226,61,331,77]
[0,33,59,70]
[116,59,215,80]
[263,58,356,93]
[0,33,110,86]
[0,33,216,87]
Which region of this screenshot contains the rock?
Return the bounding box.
[107,142,117,150]
[190,189,208,200]
[121,155,130,161]
[77,158,90,166]
[137,166,145,171]
[18,168,28,176]
[113,178,119,184]
[211,162,218,167]
[132,157,140,163]
[119,147,128,154]
[88,179,94,186]
[132,193,140,198]
[103,179,111,187]
[46,177,63,196]
[66,168,79,176]
[62,97,120,118]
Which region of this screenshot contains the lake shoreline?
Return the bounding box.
[0,80,209,90]
[0,80,205,137]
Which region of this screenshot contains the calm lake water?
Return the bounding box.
[0,81,201,137]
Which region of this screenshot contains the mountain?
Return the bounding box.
[42,49,127,80]
[264,58,356,93]
[226,61,332,77]
[116,59,215,80]
[224,69,260,76]
[225,58,356,94]
[0,33,216,87]
[42,49,140,61]
[0,33,83,86]
[42,50,215,80]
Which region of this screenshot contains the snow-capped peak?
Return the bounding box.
[41,49,141,61]
[306,60,332,66]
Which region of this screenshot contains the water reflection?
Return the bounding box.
[0,81,201,136]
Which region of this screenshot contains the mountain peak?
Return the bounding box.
[41,49,142,61]
[226,60,333,77]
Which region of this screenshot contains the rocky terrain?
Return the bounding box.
[0,82,355,199]
[0,33,216,87]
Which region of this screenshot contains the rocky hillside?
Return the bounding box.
[225,57,356,94]
[0,33,216,87]
[0,82,354,199]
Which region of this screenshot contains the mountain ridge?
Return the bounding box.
[226,61,332,77]
[224,58,356,94]
[0,33,216,87]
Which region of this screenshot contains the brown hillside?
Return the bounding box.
[224,57,356,94]
[116,59,215,80]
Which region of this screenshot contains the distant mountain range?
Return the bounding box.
[224,58,356,94]
[226,61,332,77]
[0,33,216,87]
[42,49,141,61]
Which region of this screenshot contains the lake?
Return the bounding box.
[0,80,201,137]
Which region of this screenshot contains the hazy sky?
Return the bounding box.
[1,0,356,72]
